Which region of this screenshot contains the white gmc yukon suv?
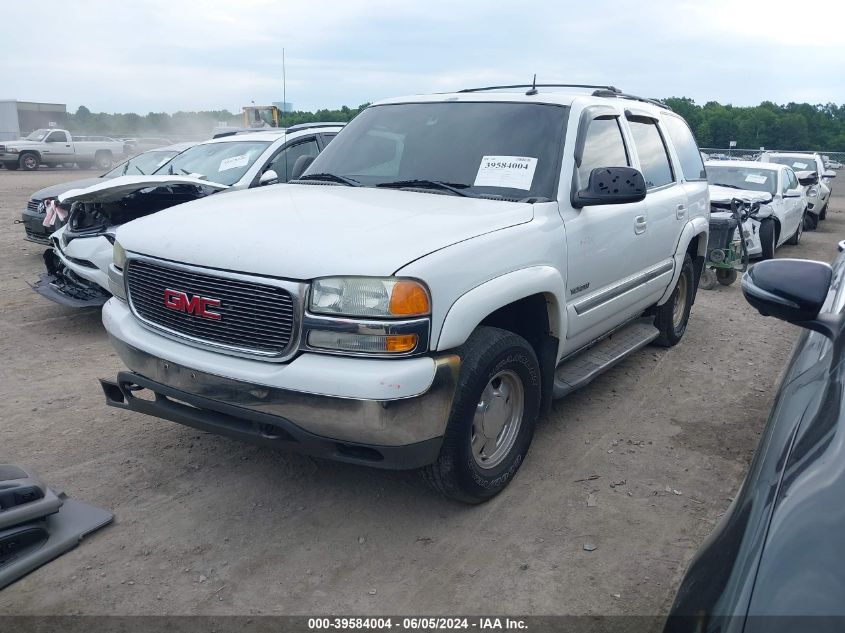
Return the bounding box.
[100,85,709,503]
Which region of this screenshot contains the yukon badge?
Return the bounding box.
[163,289,222,320]
[570,282,590,296]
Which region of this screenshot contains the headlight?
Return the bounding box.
[808,186,819,197]
[6,147,19,153]
[113,240,127,270]
[310,277,430,318]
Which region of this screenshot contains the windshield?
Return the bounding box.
[25,129,51,141]
[305,102,568,200]
[153,140,271,186]
[104,150,179,178]
[768,156,816,172]
[708,165,777,194]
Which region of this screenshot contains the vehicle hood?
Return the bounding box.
[58,175,229,204]
[2,139,41,149]
[708,185,773,205]
[30,177,103,202]
[117,184,534,279]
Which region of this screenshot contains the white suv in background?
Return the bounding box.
[100,85,709,503]
[759,151,836,228]
[37,124,343,307]
[706,160,806,258]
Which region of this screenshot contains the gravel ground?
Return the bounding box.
[0,167,842,616]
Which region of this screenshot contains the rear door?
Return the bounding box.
[662,112,708,237]
[625,113,688,274]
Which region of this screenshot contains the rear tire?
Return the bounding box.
[653,253,694,347]
[19,152,39,171]
[786,211,804,245]
[94,151,113,170]
[76,161,93,170]
[716,269,737,286]
[422,326,541,504]
[759,219,775,260]
[699,268,717,290]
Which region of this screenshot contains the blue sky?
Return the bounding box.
[3,0,844,114]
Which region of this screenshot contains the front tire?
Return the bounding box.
[653,253,694,347]
[819,202,827,221]
[804,213,818,231]
[19,152,39,171]
[3,162,19,170]
[422,327,541,504]
[759,219,775,260]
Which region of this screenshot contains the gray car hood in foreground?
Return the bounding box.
[117,183,534,279]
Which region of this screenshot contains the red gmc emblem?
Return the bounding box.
[163,288,221,320]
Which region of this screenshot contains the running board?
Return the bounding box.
[553,318,659,399]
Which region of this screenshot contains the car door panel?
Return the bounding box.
[561,108,656,342]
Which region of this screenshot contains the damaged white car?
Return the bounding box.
[706,160,807,259]
[34,124,343,307]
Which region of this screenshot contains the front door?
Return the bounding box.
[563,111,658,342]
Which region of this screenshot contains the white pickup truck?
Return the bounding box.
[100,85,709,503]
[0,129,124,171]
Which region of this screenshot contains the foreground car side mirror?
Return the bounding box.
[823,170,837,179]
[741,259,840,339]
[258,169,279,186]
[797,172,819,186]
[290,155,317,181]
[572,166,646,208]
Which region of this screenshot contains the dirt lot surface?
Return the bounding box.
[0,167,843,616]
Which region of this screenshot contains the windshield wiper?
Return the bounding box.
[376,179,477,197]
[712,183,744,189]
[294,173,361,187]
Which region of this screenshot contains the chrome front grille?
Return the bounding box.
[27,199,41,212]
[126,259,297,357]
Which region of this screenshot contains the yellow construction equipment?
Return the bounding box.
[242,105,281,128]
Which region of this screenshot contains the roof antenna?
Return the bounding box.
[526,74,538,96]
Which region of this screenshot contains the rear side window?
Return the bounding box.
[629,118,674,189]
[663,115,706,181]
[578,116,629,185]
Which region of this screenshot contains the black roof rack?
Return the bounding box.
[591,89,672,111]
[458,83,620,94]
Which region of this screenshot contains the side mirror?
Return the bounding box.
[823,170,836,179]
[258,169,279,186]
[784,188,803,198]
[797,172,819,187]
[290,155,317,181]
[741,259,839,339]
[573,166,646,208]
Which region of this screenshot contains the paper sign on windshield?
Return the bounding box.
[474,156,538,190]
[744,174,768,184]
[219,154,250,172]
[792,161,808,169]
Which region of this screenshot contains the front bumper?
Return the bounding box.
[20,205,53,245]
[101,299,460,468]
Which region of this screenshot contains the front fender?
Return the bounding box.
[436,266,566,353]
[657,216,708,305]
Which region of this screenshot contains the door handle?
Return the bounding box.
[676,204,686,219]
[634,215,647,234]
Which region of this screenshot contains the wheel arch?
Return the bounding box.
[435,267,566,415]
[657,217,708,306]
